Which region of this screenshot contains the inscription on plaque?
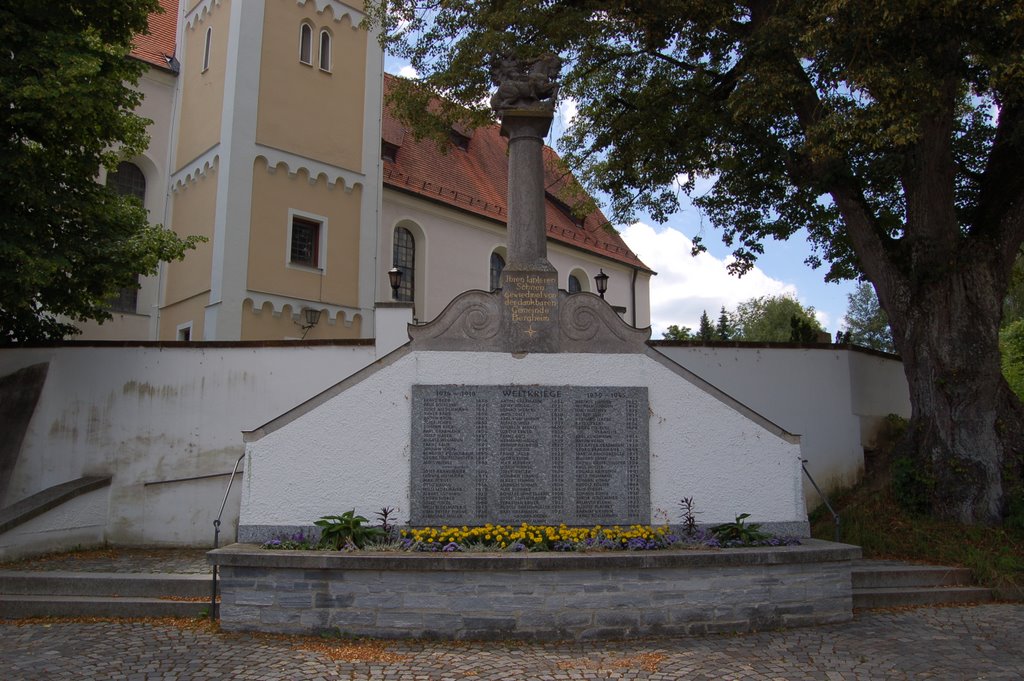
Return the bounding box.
[503,272,558,324]
[411,385,649,526]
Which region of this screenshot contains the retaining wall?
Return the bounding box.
[210,539,860,639]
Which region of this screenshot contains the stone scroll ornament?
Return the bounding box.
[489,54,562,112]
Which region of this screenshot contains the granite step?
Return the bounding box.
[850,560,994,609]
[0,594,211,619]
[0,571,215,619]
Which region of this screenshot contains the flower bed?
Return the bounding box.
[261,519,801,553]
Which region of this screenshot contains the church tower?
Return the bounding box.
[160,0,383,340]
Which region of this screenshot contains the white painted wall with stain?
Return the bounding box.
[0,337,908,557]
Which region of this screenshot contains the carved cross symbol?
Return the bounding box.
[525,325,538,337]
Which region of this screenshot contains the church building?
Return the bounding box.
[78,0,652,342]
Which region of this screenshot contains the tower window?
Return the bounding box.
[318,29,332,72]
[299,23,313,65]
[202,27,212,72]
[289,216,322,269]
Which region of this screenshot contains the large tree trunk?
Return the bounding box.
[887,258,1024,524]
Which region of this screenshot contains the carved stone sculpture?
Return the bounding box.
[489,54,562,112]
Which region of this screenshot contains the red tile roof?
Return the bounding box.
[132,0,179,70]
[382,75,652,272]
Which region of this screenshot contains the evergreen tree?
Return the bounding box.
[698,310,714,341]
[715,306,732,341]
[844,282,895,353]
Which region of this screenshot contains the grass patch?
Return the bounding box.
[810,484,1024,593]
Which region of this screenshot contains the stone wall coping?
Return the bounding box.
[208,538,861,571]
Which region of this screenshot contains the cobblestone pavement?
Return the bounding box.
[1,604,1021,680]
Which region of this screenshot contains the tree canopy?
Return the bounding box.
[661,324,692,341]
[0,1,200,342]
[371,0,1024,525]
[730,295,823,343]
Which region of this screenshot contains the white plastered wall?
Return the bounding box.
[0,343,377,550]
[240,350,805,530]
[655,345,911,506]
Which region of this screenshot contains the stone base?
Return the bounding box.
[209,539,859,639]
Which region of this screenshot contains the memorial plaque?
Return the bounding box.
[411,385,649,526]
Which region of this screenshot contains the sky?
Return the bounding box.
[387,60,858,338]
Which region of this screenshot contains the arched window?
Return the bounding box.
[393,226,415,303]
[106,162,146,313]
[299,23,313,65]
[489,252,505,291]
[107,162,146,203]
[568,274,582,294]
[318,29,332,72]
[202,27,212,72]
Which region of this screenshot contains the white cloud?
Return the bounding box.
[398,64,419,80]
[620,222,799,335]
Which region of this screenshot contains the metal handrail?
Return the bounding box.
[802,459,841,543]
[211,453,246,621]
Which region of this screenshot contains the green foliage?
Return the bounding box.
[810,480,1024,594]
[661,324,692,341]
[892,456,936,516]
[731,295,823,342]
[0,1,200,342]
[1003,250,1024,326]
[315,511,385,550]
[789,315,819,343]
[697,310,714,341]
[843,282,895,352]
[711,514,769,543]
[1000,319,1024,400]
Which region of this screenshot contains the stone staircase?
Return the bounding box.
[851,559,994,609]
[0,570,214,619]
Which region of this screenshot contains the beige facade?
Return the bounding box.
[256,1,366,170]
[246,158,362,307]
[175,0,227,168]
[165,170,217,306]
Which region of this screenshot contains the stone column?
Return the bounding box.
[501,111,555,272]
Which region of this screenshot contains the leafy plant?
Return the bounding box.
[315,510,384,550]
[678,497,701,536]
[376,506,398,535]
[712,514,769,543]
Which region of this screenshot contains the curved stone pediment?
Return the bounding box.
[408,284,651,354]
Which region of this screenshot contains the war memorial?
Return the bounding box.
[209,56,859,639]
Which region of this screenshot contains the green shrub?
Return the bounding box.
[711,513,769,543]
[891,455,934,515]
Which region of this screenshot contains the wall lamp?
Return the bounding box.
[388,266,403,299]
[594,269,609,299]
